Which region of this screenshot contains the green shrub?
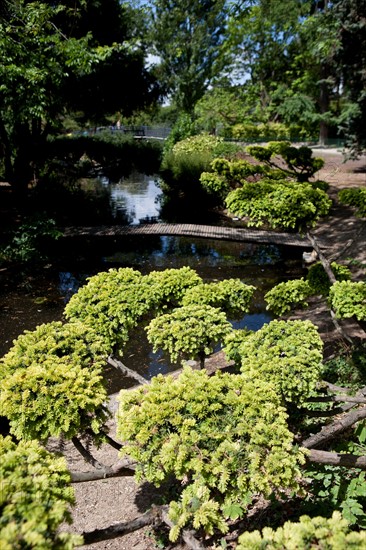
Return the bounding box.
[0,322,109,441]
[0,436,82,549]
[307,262,351,296]
[144,267,203,310]
[181,279,255,317]
[64,267,203,351]
[246,142,324,182]
[64,267,153,351]
[1,216,61,263]
[161,134,241,200]
[146,304,232,364]
[225,178,331,232]
[172,134,224,156]
[230,319,323,404]
[264,278,313,315]
[160,149,214,194]
[163,113,197,153]
[338,187,366,217]
[329,281,366,321]
[236,511,366,549]
[118,367,306,541]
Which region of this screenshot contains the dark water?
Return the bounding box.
[0,173,307,391]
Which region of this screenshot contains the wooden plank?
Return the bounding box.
[61,223,320,248]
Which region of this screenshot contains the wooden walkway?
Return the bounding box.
[62,223,317,248]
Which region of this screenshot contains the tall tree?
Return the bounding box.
[225,0,341,143]
[148,0,228,114]
[333,0,366,155]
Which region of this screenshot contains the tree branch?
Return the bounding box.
[322,381,353,394]
[82,507,161,544]
[308,395,366,404]
[307,231,357,344]
[301,405,366,449]
[308,449,366,469]
[81,504,205,549]
[107,355,149,385]
[70,459,136,483]
[307,232,336,283]
[71,436,107,470]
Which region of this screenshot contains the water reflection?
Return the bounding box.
[99,172,162,225]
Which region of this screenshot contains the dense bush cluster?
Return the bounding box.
[118,366,306,541]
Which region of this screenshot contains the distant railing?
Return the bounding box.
[94,125,172,140]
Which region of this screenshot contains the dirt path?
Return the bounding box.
[61,149,365,549]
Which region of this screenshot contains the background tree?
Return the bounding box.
[224,0,341,143]
[333,0,366,155]
[148,0,228,114]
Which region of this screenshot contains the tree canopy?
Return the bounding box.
[147,0,228,114]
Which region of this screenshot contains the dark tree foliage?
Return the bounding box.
[334,0,366,155]
[0,0,159,192]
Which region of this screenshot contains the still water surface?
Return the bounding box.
[0,173,307,390]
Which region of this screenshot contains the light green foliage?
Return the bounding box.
[225,179,331,232]
[146,305,232,364]
[172,134,224,156]
[118,367,306,541]
[64,267,153,350]
[181,279,255,317]
[264,278,313,315]
[230,122,291,141]
[233,320,323,404]
[338,188,366,217]
[0,322,109,440]
[145,267,202,310]
[200,157,265,197]
[236,511,366,549]
[246,142,324,182]
[223,329,253,366]
[199,171,229,197]
[0,436,82,549]
[329,281,366,321]
[307,262,351,296]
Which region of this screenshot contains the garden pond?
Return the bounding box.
[0,172,308,392]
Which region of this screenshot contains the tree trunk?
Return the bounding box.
[318,64,330,146]
[0,118,14,183]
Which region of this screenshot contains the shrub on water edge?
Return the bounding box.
[329,280,366,321]
[224,319,323,405]
[264,278,313,315]
[0,321,110,441]
[225,179,331,232]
